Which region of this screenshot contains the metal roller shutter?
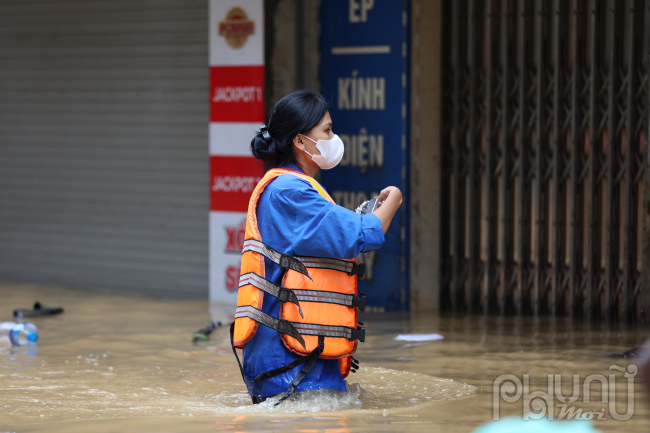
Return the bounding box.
[0,0,209,298]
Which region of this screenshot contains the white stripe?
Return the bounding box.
[293,290,351,301]
[209,123,260,156]
[296,257,352,271]
[296,296,350,306]
[331,45,391,55]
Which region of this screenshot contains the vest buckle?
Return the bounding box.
[350,326,366,343]
[351,292,366,311]
[276,319,292,336]
[276,287,290,302]
[349,262,366,278]
[279,253,292,271]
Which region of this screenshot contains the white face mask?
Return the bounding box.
[301,134,344,170]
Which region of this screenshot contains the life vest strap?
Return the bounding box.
[274,335,325,406]
[239,272,304,318]
[229,322,250,386]
[239,272,365,312]
[235,305,366,343]
[242,239,313,280]
[293,289,366,311]
[242,238,366,279]
[295,255,366,278]
[293,322,366,342]
[252,335,324,383]
[235,305,306,349]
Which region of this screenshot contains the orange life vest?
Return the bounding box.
[231,168,366,387]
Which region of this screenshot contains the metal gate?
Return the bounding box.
[440,0,650,322]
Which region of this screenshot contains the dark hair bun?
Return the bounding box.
[250,132,282,163]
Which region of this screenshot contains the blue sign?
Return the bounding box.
[320,0,410,311]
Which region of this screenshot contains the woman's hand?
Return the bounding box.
[372,186,403,234]
[378,186,402,206]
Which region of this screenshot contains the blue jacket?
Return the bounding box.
[242,164,385,397]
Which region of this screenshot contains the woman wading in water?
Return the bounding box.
[230,89,402,404]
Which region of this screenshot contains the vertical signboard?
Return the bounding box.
[320,0,409,311]
[209,0,264,302]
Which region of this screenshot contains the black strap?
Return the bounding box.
[351,356,360,373]
[230,322,250,386]
[253,339,323,382]
[275,335,325,406]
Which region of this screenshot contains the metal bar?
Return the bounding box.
[482,0,499,314]
[449,0,469,312]
[604,0,621,320]
[585,0,598,319]
[514,0,524,316]
[549,0,562,316]
[440,0,458,311]
[531,0,547,316]
[466,0,484,313]
[439,0,453,311]
[449,0,462,312]
[498,0,513,315]
[568,0,585,318]
[637,0,650,324]
[644,40,650,323]
[515,0,532,316]
[621,0,640,321]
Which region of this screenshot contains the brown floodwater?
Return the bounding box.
[0,282,648,432]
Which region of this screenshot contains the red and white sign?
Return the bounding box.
[210,65,265,122]
[210,66,264,123]
[210,156,263,212]
[209,0,264,303]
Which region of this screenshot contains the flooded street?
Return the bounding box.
[0,282,648,432]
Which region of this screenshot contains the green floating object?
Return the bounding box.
[191,321,222,343]
[472,417,600,433]
[192,332,209,342]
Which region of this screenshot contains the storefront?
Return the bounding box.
[0,0,443,312]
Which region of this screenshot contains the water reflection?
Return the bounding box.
[201,414,352,432]
[0,343,38,357]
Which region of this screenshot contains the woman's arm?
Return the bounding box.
[372,186,402,234]
[265,177,385,259]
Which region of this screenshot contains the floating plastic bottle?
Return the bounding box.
[0,322,38,346]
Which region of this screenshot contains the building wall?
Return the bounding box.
[409,0,443,311]
[0,0,210,297]
[265,0,321,113]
